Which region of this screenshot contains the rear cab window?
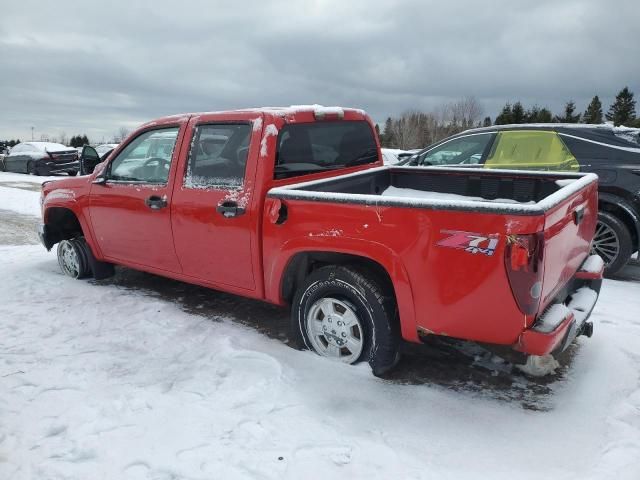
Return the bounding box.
[274,121,378,179]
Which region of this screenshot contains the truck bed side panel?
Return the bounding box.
[262,200,543,345]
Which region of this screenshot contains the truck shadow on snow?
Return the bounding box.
[94,265,583,412]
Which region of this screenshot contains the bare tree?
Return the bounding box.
[381,97,485,150]
[115,127,130,143]
[59,132,68,146]
[446,96,484,130]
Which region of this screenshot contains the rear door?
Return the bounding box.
[170,114,262,291]
[88,126,185,272]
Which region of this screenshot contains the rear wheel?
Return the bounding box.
[57,238,91,279]
[591,211,632,276]
[292,265,400,376]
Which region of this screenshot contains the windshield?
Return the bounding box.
[275,121,378,179]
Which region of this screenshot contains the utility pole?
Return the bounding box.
[31,126,34,141]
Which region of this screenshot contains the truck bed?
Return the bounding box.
[266,166,599,348]
[268,166,596,215]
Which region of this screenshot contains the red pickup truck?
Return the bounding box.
[39,106,603,375]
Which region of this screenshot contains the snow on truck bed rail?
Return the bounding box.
[381,186,535,205]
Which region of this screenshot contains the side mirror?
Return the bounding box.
[80,145,100,175]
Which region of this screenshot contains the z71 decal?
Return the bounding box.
[437,230,499,257]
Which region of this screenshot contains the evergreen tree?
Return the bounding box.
[512,102,525,123]
[482,116,491,127]
[494,103,513,125]
[383,117,394,147]
[554,101,581,123]
[525,106,540,123]
[606,87,636,126]
[582,95,603,124]
[82,134,90,145]
[536,108,553,123]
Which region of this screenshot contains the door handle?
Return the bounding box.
[145,195,168,210]
[216,201,245,218]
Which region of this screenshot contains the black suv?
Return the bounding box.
[400,124,640,276]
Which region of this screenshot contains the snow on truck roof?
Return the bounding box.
[142,106,367,127]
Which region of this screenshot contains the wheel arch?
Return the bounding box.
[42,206,100,257]
[598,193,640,252]
[268,240,418,342]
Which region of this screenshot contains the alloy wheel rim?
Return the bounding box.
[591,220,620,266]
[306,297,364,363]
[60,242,80,277]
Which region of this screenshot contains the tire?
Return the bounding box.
[0,159,5,172]
[57,238,91,279]
[291,265,400,376]
[592,211,633,277]
[27,161,39,176]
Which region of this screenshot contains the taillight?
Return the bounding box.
[504,232,544,315]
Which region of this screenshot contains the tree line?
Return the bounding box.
[69,135,90,147]
[381,86,639,149]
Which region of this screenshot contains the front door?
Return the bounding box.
[171,117,261,291]
[88,126,184,272]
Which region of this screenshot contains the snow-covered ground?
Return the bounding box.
[1,173,640,480]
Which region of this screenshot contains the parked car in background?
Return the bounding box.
[95,143,119,158]
[381,148,408,165]
[0,142,79,176]
[400,124,640,276]
[0,142,8,169]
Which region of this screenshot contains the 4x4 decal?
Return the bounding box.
[437,230,499,256]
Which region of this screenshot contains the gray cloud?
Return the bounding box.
[1,0,638,142]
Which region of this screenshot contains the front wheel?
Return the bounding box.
[591,211,632,276]
[57,238,91,279]
[291,265,400,376]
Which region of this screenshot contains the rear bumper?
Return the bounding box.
[514,254,604,356]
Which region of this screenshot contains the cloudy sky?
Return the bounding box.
[1,0,638,143]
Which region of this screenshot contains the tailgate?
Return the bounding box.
[537,177,599,313]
